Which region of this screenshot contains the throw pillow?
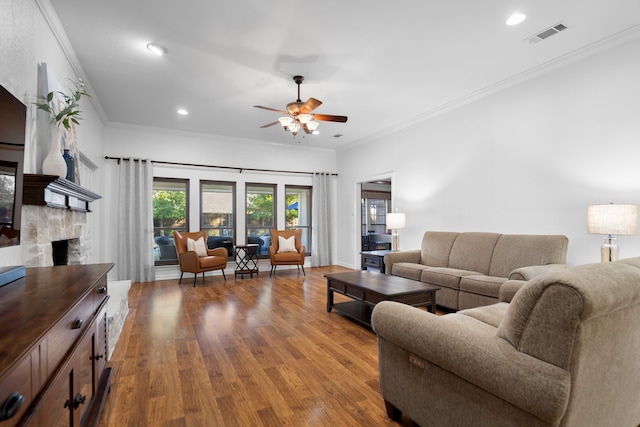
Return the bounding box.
[186,237,208,257]
[277,236,297,253]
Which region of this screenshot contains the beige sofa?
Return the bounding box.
[371,257,640,427]
[384,231,569,310]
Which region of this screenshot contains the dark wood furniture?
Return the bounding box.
[360,250,392,273]
[325,270,440,328]
[235,244,259,278]
[0,263,114,427]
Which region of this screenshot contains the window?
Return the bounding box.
[153,178,188,265]
[246,184,275,256]
[285,186,311,254]
[201,181,235,257]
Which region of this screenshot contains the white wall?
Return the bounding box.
[337,35,640,269]
[0,0,106,267]
[101,123,336,278]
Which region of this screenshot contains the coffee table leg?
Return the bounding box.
[327,283,334,312]
[428,290,437,313]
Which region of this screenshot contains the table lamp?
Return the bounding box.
[587,203,638,262]
[387,212,406,251]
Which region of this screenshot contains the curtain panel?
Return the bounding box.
[115,158,155,282]
[311,172,335,267]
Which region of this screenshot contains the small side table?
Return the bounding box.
[235,244,259,278]
[360,250,392,274]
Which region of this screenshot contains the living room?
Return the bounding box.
[2,1,640,426]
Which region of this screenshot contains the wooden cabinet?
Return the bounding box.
[0,264,114,427]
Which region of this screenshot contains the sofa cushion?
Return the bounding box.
[420,231,459,267]
[458,302,509,328]
[420,267,481,289]
[448,232,500,275]
[459,275,507,298]
[488,234,569,278]
[391,262,429,281]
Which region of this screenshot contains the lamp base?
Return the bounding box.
[601,237,619,263]
[392,232,400,252]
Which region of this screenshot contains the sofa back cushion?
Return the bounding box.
[448,232,501,275]
[420,231,459,267]
[488,234,569,278]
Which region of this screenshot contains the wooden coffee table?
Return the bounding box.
[325,270,440,328]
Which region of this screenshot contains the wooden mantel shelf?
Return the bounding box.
[23,174,101,212]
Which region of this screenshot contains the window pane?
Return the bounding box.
[285,186,311,255]
[246,184,275,256]
[153,178,188,265]
[201,181,235,257]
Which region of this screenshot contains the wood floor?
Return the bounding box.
[98,266,420,427]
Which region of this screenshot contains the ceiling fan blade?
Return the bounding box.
[312,114,348,123]
[299,98,322,114]
[260,121,280,128]
[254,105,288,114]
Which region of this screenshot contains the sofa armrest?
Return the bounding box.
[371,301,570,422]
[499,280,526,302]
[508,263,568,281]
[383,250,421,275]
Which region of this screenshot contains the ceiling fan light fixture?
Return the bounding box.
[297,114,312,124]
[288,122,300,133]
[278,117,293,128]
[306,120,319,131]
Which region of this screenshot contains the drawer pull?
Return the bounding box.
[73,393,86,409]
[71,318,84,329]
[92,353,104,361]
[98,286,107,294]
[0,391,24,421]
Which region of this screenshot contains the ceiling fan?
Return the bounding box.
[254,75,348,136]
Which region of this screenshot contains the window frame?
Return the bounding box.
[285,185,312,255]
[245,183,276,258]
[200,180,236,258]
[153,177,189,266]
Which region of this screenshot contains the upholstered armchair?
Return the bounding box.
[269,229,305,276]
[372,257,640,427]
[173,231,228,286]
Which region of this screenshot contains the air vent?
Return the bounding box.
[332,134,343,138]
[527,22,568,44]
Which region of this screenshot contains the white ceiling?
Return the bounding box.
[47,0,640,150]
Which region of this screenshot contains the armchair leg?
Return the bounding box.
[201,272,206,286]
[179,272,184,285]
[193,274,197,287]
[301,265,305,276]
[384,400,402,421]
[222,270,226,281]
[270,265,276,277]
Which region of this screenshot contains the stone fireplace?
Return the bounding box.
[22,174,100,267]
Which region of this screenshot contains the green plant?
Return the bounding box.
[34,78,90,130]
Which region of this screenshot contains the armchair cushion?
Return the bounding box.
[277,235,297,253]
[187,236,207,257]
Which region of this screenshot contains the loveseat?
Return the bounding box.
[384,231,568,310]
[371,257,640,426]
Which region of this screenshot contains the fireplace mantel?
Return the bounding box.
[23,174,101,212]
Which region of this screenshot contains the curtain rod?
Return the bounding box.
[104,156,337,176]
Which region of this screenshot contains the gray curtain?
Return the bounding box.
[311,172,335,267]
[116,158,155,282]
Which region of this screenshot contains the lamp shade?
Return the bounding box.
[387,212,406,230]
[587,204,638,236]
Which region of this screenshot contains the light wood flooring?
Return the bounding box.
[98,266,420,427]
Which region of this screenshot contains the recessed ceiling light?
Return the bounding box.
[506,12,527,26]
[147,43,168,56]
[177,109,188,115]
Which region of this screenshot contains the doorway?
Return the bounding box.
[360,179,392,252]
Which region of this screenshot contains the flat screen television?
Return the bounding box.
[0,84,26,247]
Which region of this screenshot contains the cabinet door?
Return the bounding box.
[74,326,95,427]
[27,367,72,427]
